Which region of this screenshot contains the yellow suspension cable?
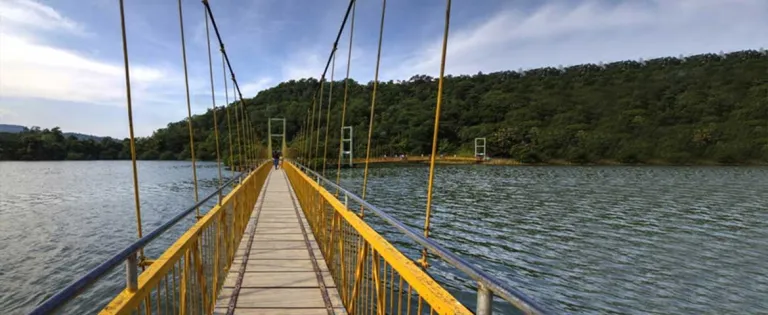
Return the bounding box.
[359,0,387,217]
[237,97,251,168]
[222,53,234,179]
[235,92,246,168]
[247,104,256,163]
[420,0,452,269]
[237,95,247,168]
[245,111,256,163]
[308,97,317,167]
[204,9,223,204]
[245,108,252,165]
[314,78,325,170]
[322,50,336,177]
[304,106,312,166]
[335,1,356,193]
[118,0,144,262]
[246,117,254,162]
[304,107,311,162]
[232,77,244,172]
[177,0,200,217]
[240,101,249,168]
[247,103,255,164]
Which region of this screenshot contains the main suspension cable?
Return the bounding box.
[202,0,257,169]
[301,0,356,168]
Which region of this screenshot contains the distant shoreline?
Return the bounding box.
[1,158,766,166]
[341,157,768,167]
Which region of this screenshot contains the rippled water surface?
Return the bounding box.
[331,165,768,314]
[0,161,232,314]
[1,162,767,314]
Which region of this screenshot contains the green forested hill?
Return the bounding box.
[2,50,767,164]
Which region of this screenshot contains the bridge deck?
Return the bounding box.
[214,169,345,314]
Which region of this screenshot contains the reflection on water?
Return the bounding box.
[1,162,766,314]
[331,165,768,314]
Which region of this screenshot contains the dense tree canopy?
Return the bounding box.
[0,127,127,161]
[2,50,766,164]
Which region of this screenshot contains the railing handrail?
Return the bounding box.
[291,161,549,315]
[29,168,253,315]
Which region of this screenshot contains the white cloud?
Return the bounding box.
[0,106,14,121]
[0,33,167,105]
[281,42,368,83]
[0,0,84,35]
[386,0,768,78]
[0,0,219,137]
[0,0,186,109]
[282,51,325,80]
[240,77,274,97]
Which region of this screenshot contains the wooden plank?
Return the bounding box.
[234,288,324,308]
[242,260,316,272]
[214,169,344,314]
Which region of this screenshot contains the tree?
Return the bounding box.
[1,49,766,165]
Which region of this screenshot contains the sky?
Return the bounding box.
[0,0,766,138]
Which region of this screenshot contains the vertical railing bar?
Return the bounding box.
[388,262,394,315]
[476,282,494,315]
[126,252,138,292]
[417,296,423,315]
[164,273,170,315]
[406,284,412,315]
[155,282,160,315]
[397,275,403,315]
[172,260,178,314]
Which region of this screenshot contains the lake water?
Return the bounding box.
[1,162,766,314]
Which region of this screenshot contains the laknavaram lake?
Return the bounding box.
[1,161,766,314]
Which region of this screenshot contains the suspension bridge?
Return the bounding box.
[28,0,547,314]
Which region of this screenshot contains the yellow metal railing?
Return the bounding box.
[100,162,270,315]
[284,161,472,315]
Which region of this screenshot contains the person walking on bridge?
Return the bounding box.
[272,150,281,170]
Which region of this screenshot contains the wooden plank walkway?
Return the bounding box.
[214,169,346,315]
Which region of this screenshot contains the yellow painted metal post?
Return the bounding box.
[212,210,222,309]
[180,250,189,315]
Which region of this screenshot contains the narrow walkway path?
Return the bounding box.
[214,168,345,315]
